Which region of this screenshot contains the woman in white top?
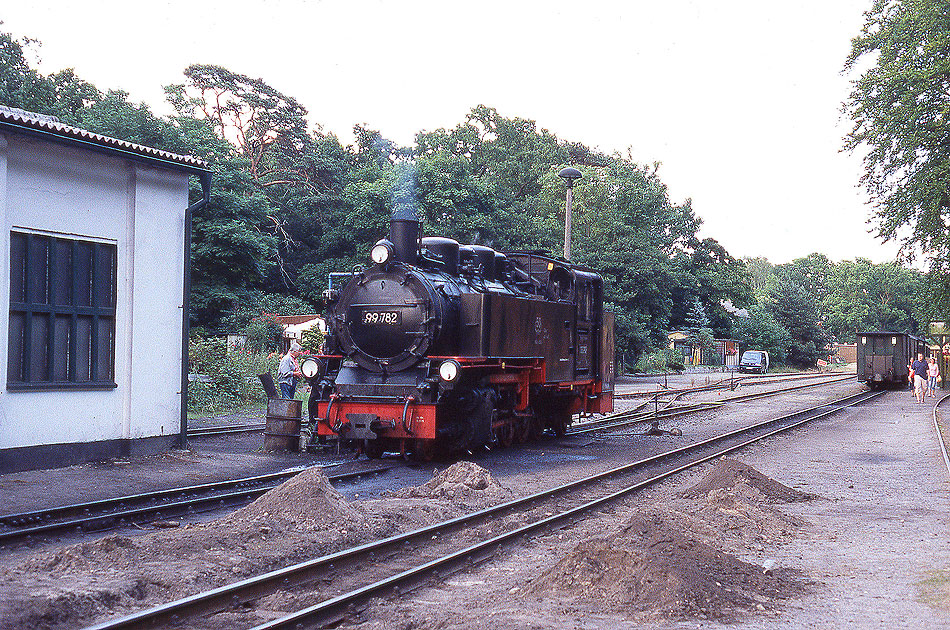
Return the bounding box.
[927,356,940,398]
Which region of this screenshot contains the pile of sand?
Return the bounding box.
[386,462,511,507]
[527,459,815,622]
[528,509,806,622]
[224,466,363,529]
[681,481,808,553]
[680,459,817,503]
[0,467,370,630]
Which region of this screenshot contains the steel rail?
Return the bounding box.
[566,401,723,435]
[84,389,880,630]
[933,393,950,478]
[568,387,703,431]
[613,370,846,399]
[568,373,854,436]
[0,463,393,547]
[188,423,267,437]
[250,389,882,630]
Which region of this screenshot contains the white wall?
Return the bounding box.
[0,131,189,450]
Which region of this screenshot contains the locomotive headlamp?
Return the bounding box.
[439,359,461,383]
[300,357,326,380]
[371,239,394,265]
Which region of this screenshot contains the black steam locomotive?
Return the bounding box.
[301,207,615,458]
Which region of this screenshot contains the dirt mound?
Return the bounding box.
[0,468,370,630]
[224,466,362,527]
[528,510,807,622]
[656,482,807,556]
[681,459,816,503]
[387,462,511,507]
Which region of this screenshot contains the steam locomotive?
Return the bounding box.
[300,207,615,459]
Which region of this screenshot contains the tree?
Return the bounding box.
[731,307,791,364]
[768,279,832,369]
[821,258,928,341]
[685,296,716,363]
[843,1,950,271]
[670,238,754,338]
[743,257,779,302]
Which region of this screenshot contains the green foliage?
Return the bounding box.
[187,337,276,413]
[843,0,950,301]
[766,278,831,369]
[243,314,283,353]
[820,258,927,341]
[301,326,325,353]
[730,255,929,368]
[683,296,716,364]
[731,306,791,365]
[635,348,683,373]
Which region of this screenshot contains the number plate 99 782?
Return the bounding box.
[362,310,401,325]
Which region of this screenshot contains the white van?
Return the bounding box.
[738,350,769,374]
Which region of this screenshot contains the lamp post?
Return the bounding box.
[558,166,582,260]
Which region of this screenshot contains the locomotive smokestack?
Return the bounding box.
[389,205,419,264]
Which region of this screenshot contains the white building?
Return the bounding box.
[0,107,209,473]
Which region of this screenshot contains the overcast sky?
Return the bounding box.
[0,0,899,264]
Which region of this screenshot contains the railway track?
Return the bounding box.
[933,393,950,477]
[568,373,854,435]
[84,388,881,630]
[613,370,847,399]
[188,423,266,437]
[0,462,393,549]
[183,374,850,440]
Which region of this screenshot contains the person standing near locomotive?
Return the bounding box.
[278,341,304,400]
[912,352,929,403]
[928,356,941,398]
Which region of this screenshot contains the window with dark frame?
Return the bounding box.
[7,230,117,390]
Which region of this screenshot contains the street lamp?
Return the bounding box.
[558,167,582,260]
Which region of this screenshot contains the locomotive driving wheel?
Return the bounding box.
[497,418,516,448]
[364,439,385,459]
[414,439,440,461]
[516,411,538,443]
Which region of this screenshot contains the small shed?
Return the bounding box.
[275,314,326,352]
[834,343,857,364]
[668,332,739,367]
[0,107,209,473]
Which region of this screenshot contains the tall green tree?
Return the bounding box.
[768,278,832,369]
[843,0,950,298]
[731,307,791,364]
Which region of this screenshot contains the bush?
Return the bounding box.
[244,314,283,353]
[635,348,683,373]
[301,326,325,353]
[188,336,278,413]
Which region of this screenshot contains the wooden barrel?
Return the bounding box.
[263,398,302,452]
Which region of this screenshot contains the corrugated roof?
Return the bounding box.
[0,105,209,171]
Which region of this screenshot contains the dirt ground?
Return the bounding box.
[1,381,948,629]
[343,388,950,630]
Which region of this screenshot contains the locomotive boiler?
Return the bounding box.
[300,206,615,459]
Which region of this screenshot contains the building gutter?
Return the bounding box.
[180,171,212,449]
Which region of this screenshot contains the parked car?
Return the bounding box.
[738,350,769,374]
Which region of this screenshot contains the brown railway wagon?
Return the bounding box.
[856,331,928,389]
